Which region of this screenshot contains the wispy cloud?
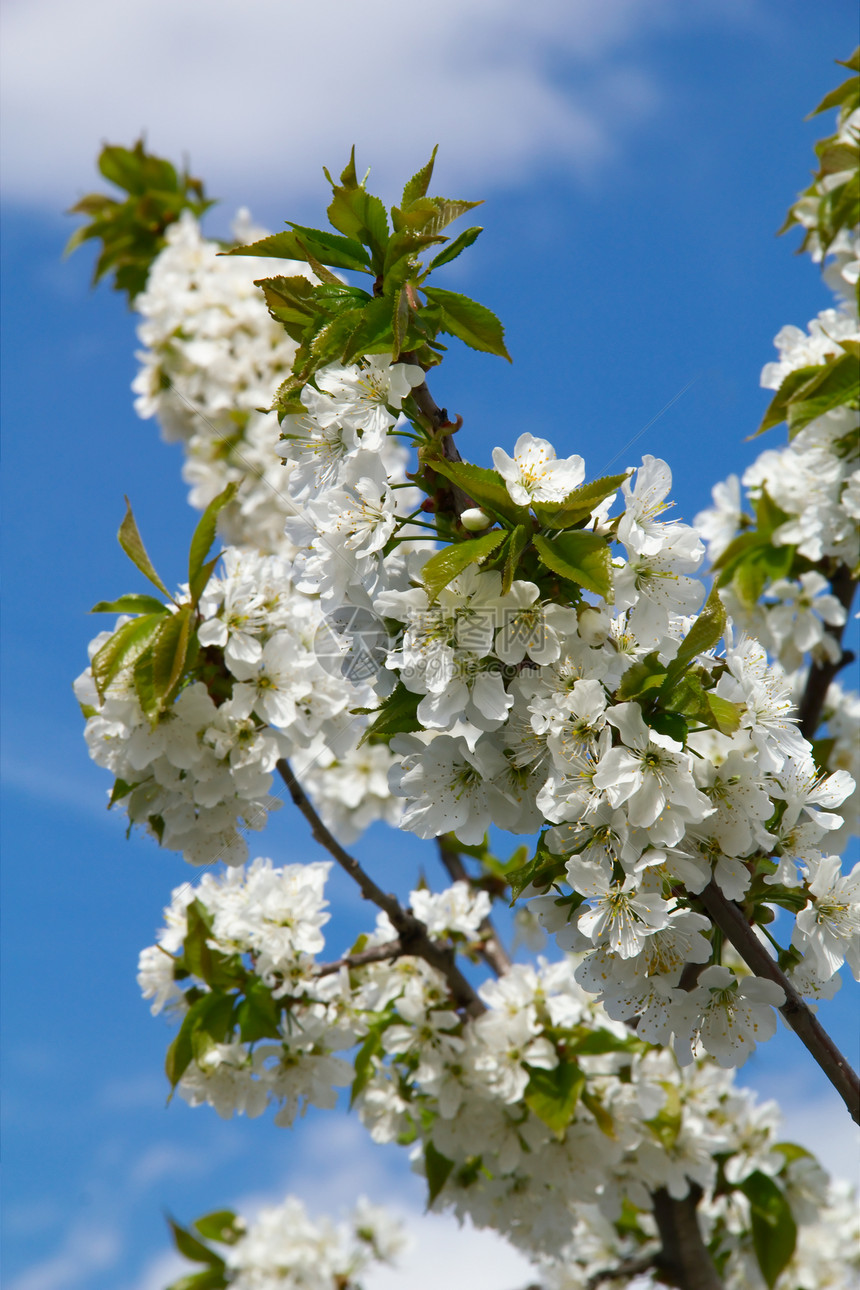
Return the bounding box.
[9,1224,121,1290]
[3,0,740,213]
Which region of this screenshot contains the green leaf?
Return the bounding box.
[167,1218,224,1267]
[524,1061,584,1139]
[425,226,483,273]
[91,612,165,698]
[236,978,282,1044]
[507,833,568,901]
[501,524,531,594]
[706,692,743,735]
[421,530,506,601]
[401,148,438,208]
[581,1089,615,1137]
[786,352,859,435]
[165,992,236,1090]
[188,483,236,591]
[424,1140,455,1205]
[533,473,630,530]
[426,458,528,525]
[661,584,726,695]
[165,1271,227,1290]
[118,498,171,596]
[350,1009,395,1105]
[358,682,422,746]
[91,594,169,616]
[256,274,320,332]
[533,531,612,599]
[616,652,667,701]
[422,287,511,360]
[193,1212,243,1246]
[324,160,390,267]
[740,1170,797,1288]
[228,226,371,273]
[147,604,195,717]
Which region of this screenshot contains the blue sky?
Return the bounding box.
[2,3,859,1289]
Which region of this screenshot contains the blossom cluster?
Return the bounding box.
[143,858,853,1288]
[76,546,401,863]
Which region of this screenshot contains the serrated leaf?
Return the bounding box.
[533,472,629,530]
[358,682,422,746]
[401,148,438,208]
[188,483,236,592]
[425,225,483,273]
[424,1140,455,1205]
[422,286,510,360]
[661,583,725,695]
[228,226,371,273]
[421,530,506,601]
[91,613,166,698]
[118,498,171,596]
[427,458,528,525]
[501,524,531,594]
[533,531,612,599]
[326,181,390,267]
[524,1061,584,1139]
[149,605,195,713]
[740,1170,797,1288]
[91,594,169,615]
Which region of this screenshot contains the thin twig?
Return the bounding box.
[586,1250,658,1288]
[436,836,513,976]
[697,880,860,1124]
[276,759,484,1016]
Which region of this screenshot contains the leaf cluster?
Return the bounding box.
[89,485,235,725]
[66,139,215,303]
[165,1207,244,1290]
[226,148,509,415]
[780,49,860,278]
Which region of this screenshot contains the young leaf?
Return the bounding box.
[501,523,532,594]
[167,1217,225,1267]
[236,978,283,1044]
[424,1140,455,1205]
[740,1170,797,1289]
[661,583,726,696]
[422,287,511,361]
[91,594,169,615]
[149,605,195,713]
[165,1271,227,1290]
[118,498,171,597]
[533,473,630,530]
[524,1061,585,1139]
[706,692,743,735]
[421,530,506,601]
[227,226,371,273]
[358,682,422,745]
[165,992,236,1090]
[425,226,483,274]
[401,148,438,208]
[91,613,166,698]
[533,531,612,599]
[188,482,236,590]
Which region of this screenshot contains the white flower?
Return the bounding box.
[492,433,585,506]
[566,859,671,958]
[674,966,784,1068]
[793,854,860,981]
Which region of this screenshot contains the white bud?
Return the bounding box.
[460,507,492,531]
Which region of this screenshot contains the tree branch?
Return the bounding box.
[652,1186,723,1290]
[586,1251,658,1288]
[797,564,856,741]
[697,879,860,1124]
[276,759,484,1016]
[315,939,404,977]
[436,836,513,977]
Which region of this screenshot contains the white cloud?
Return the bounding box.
[365,1209,535,1290]
[2,0,732,214]
[9,1224,121,1290]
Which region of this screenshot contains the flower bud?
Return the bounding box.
[460,507,492,532]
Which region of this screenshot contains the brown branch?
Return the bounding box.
[652,1186,723,1290]
[697,879,860,1124]
[797,565,856,741]
[436,836,513,977]
[404,354,476,517]
[276,759,484,1016]
[315,939,404,977]
[586,1250,659,1288]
